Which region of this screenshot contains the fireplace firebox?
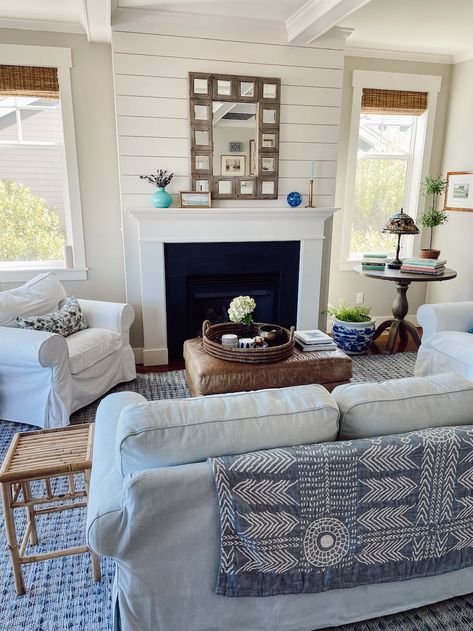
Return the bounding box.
[164,241,300,360]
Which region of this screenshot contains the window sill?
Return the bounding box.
[0,267,88,283]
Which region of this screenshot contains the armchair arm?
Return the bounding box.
[417,302,473,343]
[78,299,135,342]
[0,326,67,368]
[87,391,147,557]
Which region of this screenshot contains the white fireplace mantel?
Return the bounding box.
[129,206,339,365]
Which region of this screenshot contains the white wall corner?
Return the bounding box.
[286,0,371,44]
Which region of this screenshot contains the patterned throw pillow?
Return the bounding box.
[16,296,88,337]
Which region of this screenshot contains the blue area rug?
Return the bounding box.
[1,355,472,630]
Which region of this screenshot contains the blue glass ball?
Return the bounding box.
[287,191,302,207]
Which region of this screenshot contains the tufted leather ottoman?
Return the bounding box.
[184,338,352,397]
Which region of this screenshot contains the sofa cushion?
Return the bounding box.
[116,384,340,475]
[67,328,122,375]
[0,272,66,328]
[16,296,88,337]
[334,372,473,439]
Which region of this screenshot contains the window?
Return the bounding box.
[0,48,86,281]
[340,71,441,269]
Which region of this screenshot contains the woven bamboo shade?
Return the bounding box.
[0,65,59,99]
[361,88,427,116]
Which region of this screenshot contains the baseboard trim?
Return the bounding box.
[142,347,169,366]
[133,347,144,364]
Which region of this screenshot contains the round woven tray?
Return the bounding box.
[202,320,295,364]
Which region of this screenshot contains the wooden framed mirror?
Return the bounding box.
[189,73,280,200]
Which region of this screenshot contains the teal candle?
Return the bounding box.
[309,160,315,180]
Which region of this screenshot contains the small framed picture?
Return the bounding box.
[445,171,473,212]
[179,191,211,208]
[221,154,245,176]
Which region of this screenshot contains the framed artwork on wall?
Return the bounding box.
[179,191,212,208]
[445,171,473,212]
[221,155,245,176]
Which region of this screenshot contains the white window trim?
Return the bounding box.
[339,70,442,271]
[0,44,87,282]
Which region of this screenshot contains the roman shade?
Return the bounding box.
[0,65,59,99]
[361,88,428,116]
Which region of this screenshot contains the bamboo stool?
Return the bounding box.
[0,423,101,595]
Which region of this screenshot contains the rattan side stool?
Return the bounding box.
[0,423,101,595]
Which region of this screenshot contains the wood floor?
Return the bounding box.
[136,329,421,373]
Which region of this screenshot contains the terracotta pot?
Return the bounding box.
[419,248,440,260]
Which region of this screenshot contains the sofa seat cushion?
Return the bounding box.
[429,331,473,366]
[334,372,473,440]
[0,272,66,328]
[67,328,122,375]
[116,384,340,475]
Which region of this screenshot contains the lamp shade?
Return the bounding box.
[382,208,419,235]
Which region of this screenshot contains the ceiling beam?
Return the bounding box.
[286,0,372,44]
[81,0,112,43]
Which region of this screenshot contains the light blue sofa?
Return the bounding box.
[87,376,473,631]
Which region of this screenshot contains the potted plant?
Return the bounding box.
[328,301,376,354]
[140,169,174,208]
[419,175,448,259]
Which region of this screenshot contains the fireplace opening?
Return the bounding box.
[165,241,300,361]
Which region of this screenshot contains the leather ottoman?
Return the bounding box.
[184,338,352,397]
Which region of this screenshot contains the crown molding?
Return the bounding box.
[0,16,84,35]
[345,45,453,65]
[452,49,473,64]
[286,0,371,44]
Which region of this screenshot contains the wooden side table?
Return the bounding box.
[354,265,457,354]
[0,423,101,595]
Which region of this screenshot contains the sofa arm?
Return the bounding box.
[417,302,473,343]
[86,391,147,557]
[0,326,67,368]
[78,299,135,341]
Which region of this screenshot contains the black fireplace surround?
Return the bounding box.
[164,241,300,361]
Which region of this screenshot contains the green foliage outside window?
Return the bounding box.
[0,179,65,262]
[350,157,404,255]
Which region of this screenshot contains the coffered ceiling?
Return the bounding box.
[0,0,472,63]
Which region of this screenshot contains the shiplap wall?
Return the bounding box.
[111,11,346,347]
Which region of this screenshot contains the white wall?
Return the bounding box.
[428,58,473,304]
[111,11,347,348]
[0,29,126,304]
[328,56,451,324]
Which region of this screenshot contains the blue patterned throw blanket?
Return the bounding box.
[209,427,473,597]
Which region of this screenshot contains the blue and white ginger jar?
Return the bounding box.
[332,318,376,354]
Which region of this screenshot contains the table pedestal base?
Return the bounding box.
[371,281,421,354]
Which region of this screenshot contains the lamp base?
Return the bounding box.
[387,258,402,270]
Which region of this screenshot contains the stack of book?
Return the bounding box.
[361,253,388,271]
[295,329,337,352]
[401,258,446,275]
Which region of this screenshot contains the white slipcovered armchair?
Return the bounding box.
[415,301,473,380]
[0,273,136,428]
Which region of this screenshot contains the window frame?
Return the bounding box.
[339,70,442,271]
[0,44,87,282]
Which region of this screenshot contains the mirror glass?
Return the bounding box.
[262,108,277,125]
[240,81,255,98]
[213,102,257,176]
[262,181,275,195]
[217,80,232,96]
[263,83,277,99]
[262,132,276,148]
[194,104,208,121]
[240,180,254,195]
[194,78,208,95]
[194,179,210,192]
[195,155,210,170]
[218,180,233,195]
[195,129,210,146]
[261,157,275,173]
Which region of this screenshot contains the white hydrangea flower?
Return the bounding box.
[228,296,256,324]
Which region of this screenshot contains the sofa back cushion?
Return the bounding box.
[116,384,340,475]
[0,273,66,328]
[334,373,473,439]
